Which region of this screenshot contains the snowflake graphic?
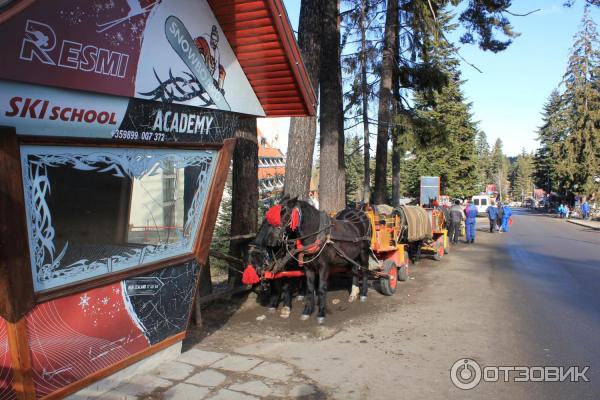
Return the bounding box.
[101,297,110,305]
[78,294,91,309]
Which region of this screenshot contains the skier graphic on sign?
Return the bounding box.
[194,25,226,92]
[141,20,230,110]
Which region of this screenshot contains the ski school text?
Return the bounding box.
[4,96,118,125]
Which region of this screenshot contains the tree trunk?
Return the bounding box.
[229,118,258,286]
[336,0,346,210]
[373,0,398,204]
[319,0,342,213]
[359,0,371,204]
[284,0,322,200]
[391,2,401,207]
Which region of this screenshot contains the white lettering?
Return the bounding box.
[20,19,129,78]
[169,113,179,132]
[186,114,195,133]
[162,111,172,131]
[152,110,163,131]
[178,113,188,132]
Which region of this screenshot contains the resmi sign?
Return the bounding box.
[20,19,130,78]
[0,0,264,116]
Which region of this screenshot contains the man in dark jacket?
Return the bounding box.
[496,202,504,232]
[486,204,498,233]
[449,200,464,244]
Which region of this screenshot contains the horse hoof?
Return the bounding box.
[268,307,276,314]
[296,296,304,301]
[317,317,325,324]
[360,296,367,303]
[300,314,310,321]
[280,307,291,319]
[348,295,357,303]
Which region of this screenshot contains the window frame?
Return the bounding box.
[16,135,227,303]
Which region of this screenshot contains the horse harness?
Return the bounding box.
[281,208,372,272]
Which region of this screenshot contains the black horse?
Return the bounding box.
[274,197,372,323]
[245,219,304,318]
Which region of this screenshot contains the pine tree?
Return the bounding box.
[534,89,566,194]
[344,136,365,202]
[490,138,510,200]
[475,130,491,186]
[404,5,480,199]
[558,5,600,199]
[511,149,534,202]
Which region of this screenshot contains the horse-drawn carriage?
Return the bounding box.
[241,197,450,322]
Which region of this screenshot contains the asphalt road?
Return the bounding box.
[493,209,600,398]
[191,209,600,399]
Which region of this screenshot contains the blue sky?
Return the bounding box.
[281,0,599,157]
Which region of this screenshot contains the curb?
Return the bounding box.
[566,219,600,231]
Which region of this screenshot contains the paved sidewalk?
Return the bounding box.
[98,348,326,399]
[567,218,600,230]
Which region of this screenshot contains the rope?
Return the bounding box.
[212,233,257,243]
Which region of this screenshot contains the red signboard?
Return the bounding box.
[24,261,198,398]
[0,0,264,116]
[0,319,15,400]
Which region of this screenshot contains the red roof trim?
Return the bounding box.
[265,0,317,115]
[209,0,316,117]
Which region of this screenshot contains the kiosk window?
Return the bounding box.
[20,145,217,293]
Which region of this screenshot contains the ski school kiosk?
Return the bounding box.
[0,1,315,398]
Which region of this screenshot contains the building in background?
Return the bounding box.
[258,129,285,199]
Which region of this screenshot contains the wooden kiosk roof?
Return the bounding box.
[208,0,316,117]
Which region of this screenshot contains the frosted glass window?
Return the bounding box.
[20,145,217,293]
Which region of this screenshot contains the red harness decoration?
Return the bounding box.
[242,264,261,285]
[296,239,321,254]
[265,204,282,227]
[290,207,301,231]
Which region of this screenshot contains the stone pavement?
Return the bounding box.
[567,218,600,230]
[98,348,326,399]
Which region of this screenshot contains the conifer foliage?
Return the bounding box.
[534,6,600,200]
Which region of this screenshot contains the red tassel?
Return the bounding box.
[242,264,261,285]
[290,207,301,231]
[265,205,282,227]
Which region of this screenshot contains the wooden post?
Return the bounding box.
[6,320,35,400]
[0,127,35,322]
[229,118,258,287]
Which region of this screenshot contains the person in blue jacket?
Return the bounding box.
[501,204,512,232]
[582,201,590,220]
[486,203,498,233]
[464,200,478,243]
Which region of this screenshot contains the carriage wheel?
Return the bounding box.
[398,251,409,282]
[380,260,398,296]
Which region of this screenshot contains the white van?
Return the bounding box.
[472,195,494,215]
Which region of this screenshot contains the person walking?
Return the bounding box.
[449,200,464,244]
[501,204,513,232]
[558,203,567,219]
[496,202,504,232]
[464,200,478,243]
[486,203,498,233]
[582,200,590,220]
